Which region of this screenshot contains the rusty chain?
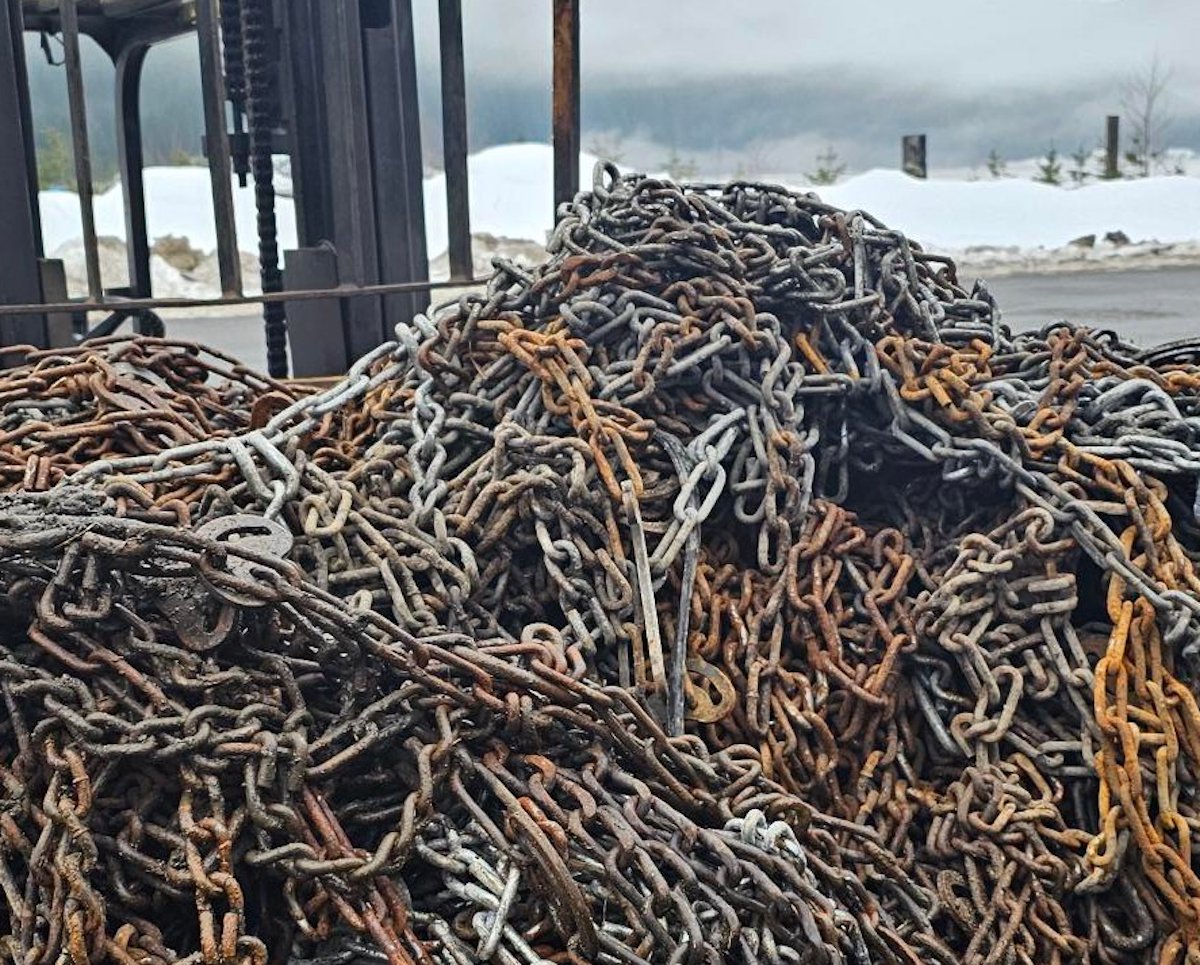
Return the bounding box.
[1,164,1199,964]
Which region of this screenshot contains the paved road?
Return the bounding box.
[987,266,1200,346]
[162,313,281,374]
[163,267,1200,372]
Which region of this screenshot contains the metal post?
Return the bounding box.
[114,42,152,301]
[278,0,332,246]
[284,245,347,375]
[1105,115,1120,179]
[551,0,580,215]
[240,0,289,377]
[438,0,471,281]
[219,0,249,187]
[363,0,430,328]
[277,0,433,372]
[60,0,103,301]
[902,134,927,179]
[197,0,243,296]
[0,0,47,348]
[38,260,74,347]
[318,0,385,360]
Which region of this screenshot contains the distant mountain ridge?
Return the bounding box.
[21,34,1200,183]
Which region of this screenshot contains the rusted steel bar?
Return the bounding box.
[551,0,580,214]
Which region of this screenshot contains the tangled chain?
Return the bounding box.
[2,164,1200,965]
[0,337,299,493]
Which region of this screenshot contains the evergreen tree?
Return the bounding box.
[806,146,847,186]
[37,127,74,190]
[1069,145,1092,185]
[1035,145,1062,185]
[662,148,698,181]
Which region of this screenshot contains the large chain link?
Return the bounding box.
[0,164,1199,964]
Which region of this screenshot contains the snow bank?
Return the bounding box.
[948,239,1200,278]
[818,170,1200,251]
[37,144,1200,285]
[422,144,602,258]
[38,144,601,270]
[49,237,265,300]
[427,146,1200,258]
[924,148,1199,184]
[40,169,299,259]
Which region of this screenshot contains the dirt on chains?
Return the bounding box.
[2,164,1200,965]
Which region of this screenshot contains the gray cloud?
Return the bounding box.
[25,2,1196,183]
[414,0,1200,96]
[409,0,1200,175]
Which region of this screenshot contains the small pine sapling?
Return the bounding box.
[1069,145,1092,185]
[1035,145,1063,185]
[806,146,847,186]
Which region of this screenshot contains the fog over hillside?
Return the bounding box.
[22,0,1200,181]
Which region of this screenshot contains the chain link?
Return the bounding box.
[0,166,1199,964]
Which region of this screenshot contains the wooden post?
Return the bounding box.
[552,0,580,216]
[902,134,927,179]
[1105,115,1120,179]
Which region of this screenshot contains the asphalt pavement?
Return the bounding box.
[986,266,1199,346]
[158,266,1200,373]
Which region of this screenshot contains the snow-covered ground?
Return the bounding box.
[817,170,1200,249]
[922,148,1200,184]
[38,142,1200,297]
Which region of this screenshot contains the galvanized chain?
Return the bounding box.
[1,165,1199,963]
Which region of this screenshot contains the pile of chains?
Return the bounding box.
[2,164,1200,965]
[0,336,300,494]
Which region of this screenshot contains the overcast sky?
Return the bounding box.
[406,0,1200,174]
[415,0,1200,95]
[26,1,1197,179]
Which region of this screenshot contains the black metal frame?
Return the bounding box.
[0,0,48,349]
[16,0,197,345]
[195,0,240,298]
[438,0,470,282]
[114,41,151,299]
[1,0,584,376]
